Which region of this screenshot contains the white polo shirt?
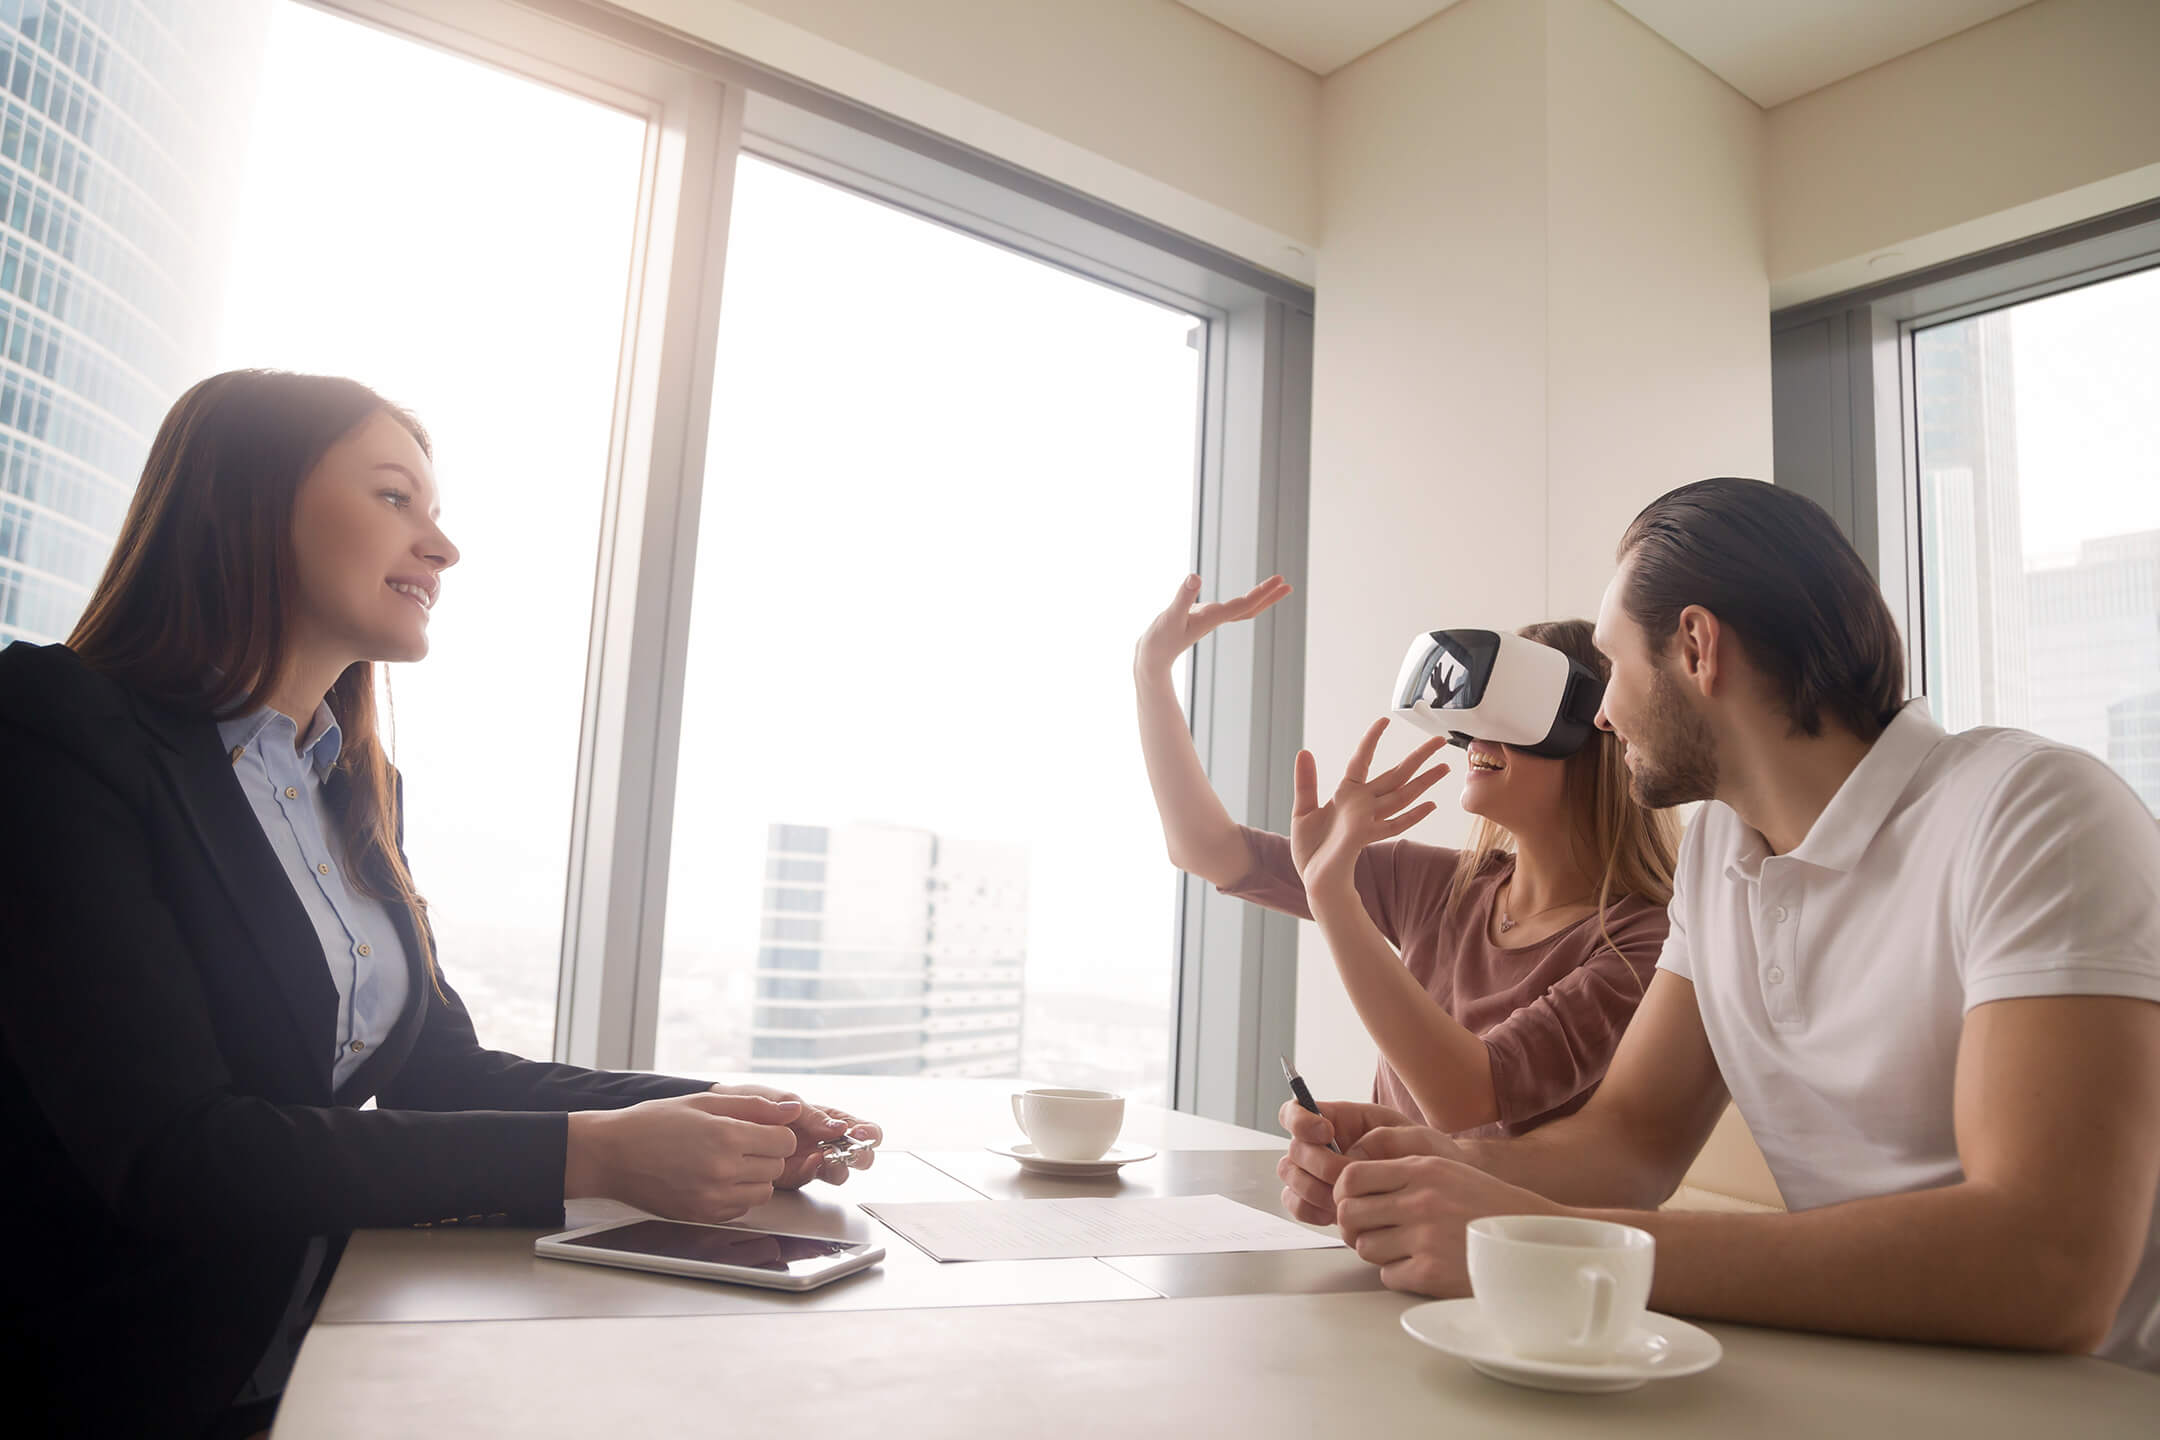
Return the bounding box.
[1659,701,2160,1368]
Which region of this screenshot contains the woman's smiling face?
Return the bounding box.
[287,409,460,668]
[1457,737,1569,830]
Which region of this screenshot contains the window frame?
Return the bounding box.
[1770,200,2160,717]
[308,0,1314,1127]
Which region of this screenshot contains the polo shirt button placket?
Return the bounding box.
[1766,896,1801,1025]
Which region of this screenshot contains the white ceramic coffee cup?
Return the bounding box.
[1466,1215,1655,1364]
[1010,1088,1125,1162]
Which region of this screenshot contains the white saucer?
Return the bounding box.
[986,1141,1157,1176]
[1400,1299,1722,1393]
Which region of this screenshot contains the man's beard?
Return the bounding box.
[1626,665,1718,809]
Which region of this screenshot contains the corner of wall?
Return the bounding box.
[1765,0,2160,309]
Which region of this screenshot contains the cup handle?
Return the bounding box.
[1574,1266,1619,1351]
[1011,1095,1028,1138]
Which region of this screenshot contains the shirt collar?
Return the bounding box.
[1724,700,1944,879]
[215,702,344,781]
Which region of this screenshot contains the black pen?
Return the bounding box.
[1280,1055,1344,1155]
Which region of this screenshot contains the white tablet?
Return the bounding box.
[536,1218,885,1292]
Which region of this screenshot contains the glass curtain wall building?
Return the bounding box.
[0,0,267,646]
[750,823,1029,1080]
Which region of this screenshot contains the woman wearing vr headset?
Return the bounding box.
[1136,575,1679,1137]
[0,371,881,1439]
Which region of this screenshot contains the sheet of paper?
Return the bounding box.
[860,1194,1342,1263]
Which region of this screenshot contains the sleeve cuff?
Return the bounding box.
[1963,966,2160,1012]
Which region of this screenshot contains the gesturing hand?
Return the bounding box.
[1134,573,1292,678]
[1291,718,1451,890]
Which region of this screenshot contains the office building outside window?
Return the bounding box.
[1915,262,2160,816]
[748,822,1028,1078]
[0,0,268,646]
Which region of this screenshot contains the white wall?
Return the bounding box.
[1545,0,1769,617]
[1767,0,2160,307]
[1297,0,1771,1097]
[604,0,1322,282]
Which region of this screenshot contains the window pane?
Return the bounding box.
[1915,263,2160,814]
[657,156,1200,1099]
[209,3,646,1058]
[0,2,269,648]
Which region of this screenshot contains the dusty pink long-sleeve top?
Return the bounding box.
[1220,827,1669,1137]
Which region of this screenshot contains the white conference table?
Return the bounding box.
[274,1075,2160,1437]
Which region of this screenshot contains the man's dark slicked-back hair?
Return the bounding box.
[1616,478,1907,741]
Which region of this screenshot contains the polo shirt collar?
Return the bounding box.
[1782,700,1945,873]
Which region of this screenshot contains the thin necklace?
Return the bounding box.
[1497,875,1596,934]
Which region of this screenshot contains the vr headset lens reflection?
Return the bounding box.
[1391,629,1606,760]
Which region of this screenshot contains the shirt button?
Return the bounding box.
[357,943,371,956]
[350,1040,366,1053]
[285,786,299,799]
[1767,966,1786,984]
[1771,906,1789,923]
[318,863,331,876]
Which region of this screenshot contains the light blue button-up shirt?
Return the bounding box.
[217,701,416,1407]
[216,703,411,1091]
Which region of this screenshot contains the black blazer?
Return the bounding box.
[0,643,706,1438]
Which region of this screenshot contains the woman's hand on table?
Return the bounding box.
[564,1091,803,1222]
[1290,719,1450,898]
[711,1082,883,1189]
[1276,1098,1432,1224]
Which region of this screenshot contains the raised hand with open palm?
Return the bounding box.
[1133,572,1293,677]
[1290,717,1453,890]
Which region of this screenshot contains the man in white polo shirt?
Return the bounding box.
[1278,478,2160,1366]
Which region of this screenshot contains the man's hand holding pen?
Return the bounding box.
[1276,1098,1462,1225]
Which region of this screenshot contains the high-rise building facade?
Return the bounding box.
[2108,689,2160,817]
[0,0,268,646]
[2027,529,2160,817]
[750,822,1027,1078]
[1915,310,2030,733]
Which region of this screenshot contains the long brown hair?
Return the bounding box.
[69,369,437,984]
[1441,619,1679,968]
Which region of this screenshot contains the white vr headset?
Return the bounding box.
[1389,629,1607,759]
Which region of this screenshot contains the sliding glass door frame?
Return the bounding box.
[310,0,1315,1128]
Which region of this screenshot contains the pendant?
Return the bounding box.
[1497,914,1515,932]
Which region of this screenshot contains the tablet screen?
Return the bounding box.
[561,1221,863,1274]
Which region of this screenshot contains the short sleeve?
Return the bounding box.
[1481,901,1669,1127]
[1957,746,2160,1010]
[1215,826,1454,948]
[1655,814,1709,982]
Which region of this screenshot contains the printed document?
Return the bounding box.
[860,1194,1342,1263]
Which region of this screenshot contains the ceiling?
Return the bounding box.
[1172,0,2040,107]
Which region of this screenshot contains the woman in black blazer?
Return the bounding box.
[0,371,881,1438]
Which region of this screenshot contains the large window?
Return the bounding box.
[1772,206,2160,816]
[210,1,647,1060]
[0,0,1312,1121]
[1914,265,2160,813]
[654,156,1199,1099]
